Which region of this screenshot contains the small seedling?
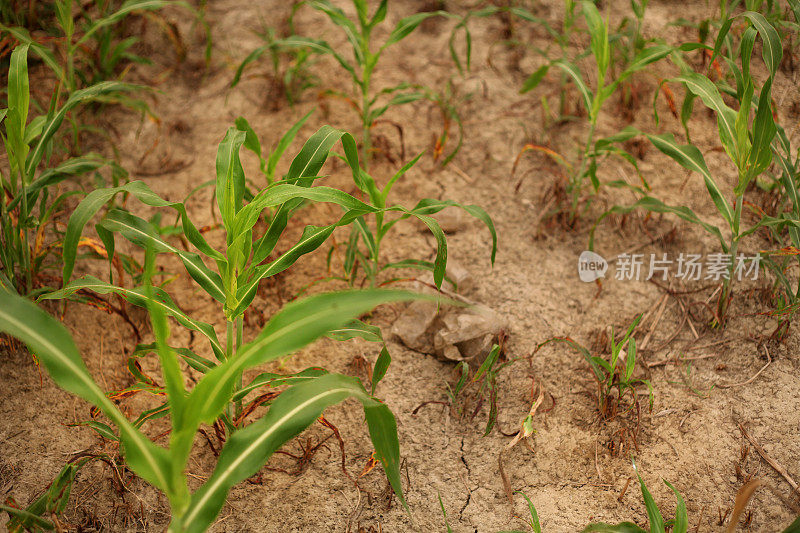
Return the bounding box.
[1,275,422,531]
[539,314,651,420]
[518,1,672,225]
[592,12,783,325]
[445,344,506,436]
[340,151,497,288]
[582,462,688,533]
[0,44,129,296]
[235,0,461,168]
[231,6,319,108]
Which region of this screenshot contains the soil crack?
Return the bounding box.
[459,436,473,521]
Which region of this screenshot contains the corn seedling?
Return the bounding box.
[2,0,210,154]
[518,1,672,225]
[609,0,664,120]
[592,12,783,325]
[535,314,651,451]
[582,314,652,418]
[445,344,506,436]
[2,0,208,94]
[235,0,460,168]
[1,271,423,530]
[455,2,585,123]
[45,113,495,432]
[760,127,800,338]
[231,6,320,108]
[582,462,688,533]
[341,151,497,288]
[44,123,374,418]
[0,453,122,530]
[214,114,495,290]
[0,44,130,296]
[424,79,473,167]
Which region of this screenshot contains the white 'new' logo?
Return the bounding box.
[578,251,607,282]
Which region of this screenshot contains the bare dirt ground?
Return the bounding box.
[2,0,800,531]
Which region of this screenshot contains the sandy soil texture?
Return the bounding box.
[2,1,800,531]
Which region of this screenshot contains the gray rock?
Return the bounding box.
[390,300,439,352]
[392,300,506,366]
[446,261,474,293]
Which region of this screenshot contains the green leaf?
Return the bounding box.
[7,155,106,212]
[327,319,384,343]
[742,11,782,76]
[0,27,62,83]
[611,45,673,95]
[582,0,610,80]
[371,347,391,394]
[73,0,172,48]
[273,35,357,81]
[644,133,733,227]
[326,319,391,394]
[233,184,375,240]
[40,276,224,359]
[474,344,500,382]
[1,504,55,530]
[0,291,175,496]
[178,374,405,532]
[552,59,593,114]
[520,64,550,94]
[62,181,223,286]
[27,81,139,177]
[286,125,361,184]
[100,209,225,303]
[233,223,338,317]
[266,110,314,181]
[591,196,724,252]
[515,491,542,533]
[625,338,636,381]
[185,290,430,425]
[673,73,737,163]
[306,0,363,65]
[7,44,30,168]
[216,128,247,233]
[234,116,265,173]
[396,199,497,265]
[233,368,328,402]
[384,11,442,47]
[635,470,664,533]
[231,44,272,88]
[664,480,688,533]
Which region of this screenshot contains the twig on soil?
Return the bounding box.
[499,388,545,506]
[639,293,669,352]
[594,439,603,481]
[606,227,678,264]
[648,352,721,368]
[449,163,475,184]
[738,422,799,494]
[685,337,743,352]
[618,477,631,501]
[718,345,771,388]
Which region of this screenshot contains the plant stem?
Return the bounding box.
[717,194,744,323]
[571,119,597,223]
[234,317,243,418]
[362,89,371,170]
[225,319,234,423]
